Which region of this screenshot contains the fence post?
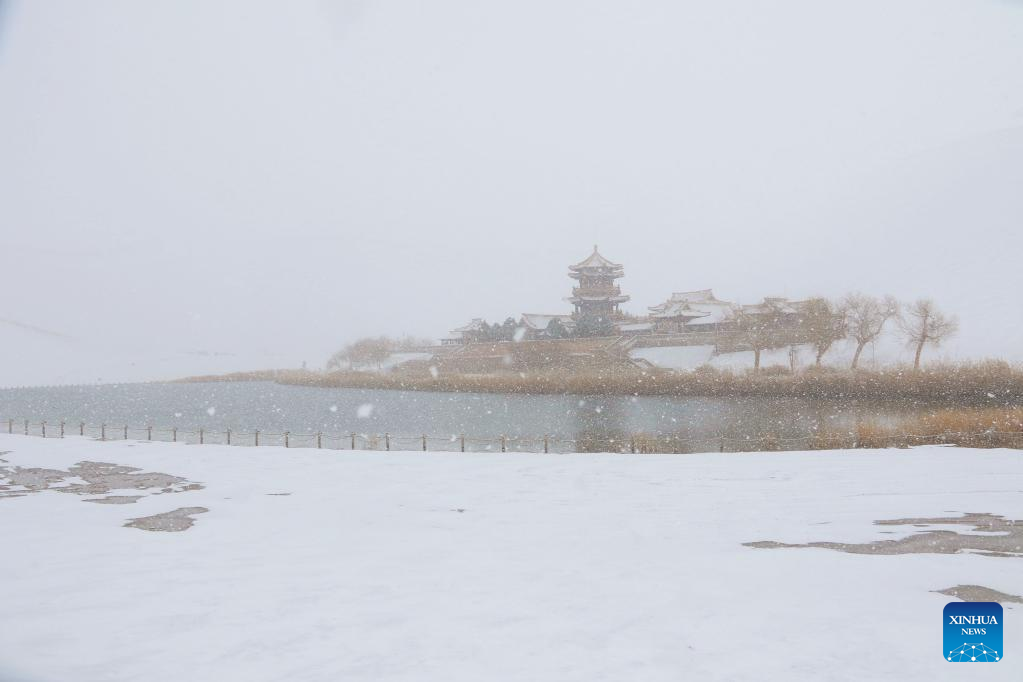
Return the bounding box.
[123,425,128,440]
[460,434,465,452]
[719,438,724,453]
[385,432,390,451]
[7,418,11,434]
[422,434,427,451]
[60,420,65,439]
[630,436,635,454]
[544,435,549,454]
[317,431,322,449]
[225,428,231,445]
[24,419,29,436]
[79,421,84,436]
[254,430,259,447]
[41,421,46,438]
[351,432,356,450]
[199,428,204,445]
[284,431,290,448]
[147,425,152,441]
[172,426,177,443]
[501,435,506,453]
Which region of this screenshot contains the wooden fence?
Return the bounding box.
[4,417,1023,455]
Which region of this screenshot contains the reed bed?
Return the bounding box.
[176,361,1023,408]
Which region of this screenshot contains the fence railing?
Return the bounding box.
[4,417,1023,454]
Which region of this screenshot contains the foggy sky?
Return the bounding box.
[2,0,1022,385]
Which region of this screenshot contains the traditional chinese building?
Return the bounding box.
[566,246,630,336]
[648,289,735,333]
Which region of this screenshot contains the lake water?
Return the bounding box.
[0,381,922,453]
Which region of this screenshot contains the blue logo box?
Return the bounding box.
[944,602,1003,662]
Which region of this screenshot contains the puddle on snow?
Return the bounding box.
[745,513,1023,558]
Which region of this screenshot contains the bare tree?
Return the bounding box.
[842,293,899,369]
[327,336,394,371]
[801,298,847,367]
[394,335,435,351]
[326,349,352,371]
[898,299,958,370]
[734,307,776,372]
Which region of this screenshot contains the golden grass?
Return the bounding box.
[809,407,1023,450]
[173,360,1023,408]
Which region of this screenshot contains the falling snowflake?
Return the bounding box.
[206,406,216,416]
[357,403,374,419]
[329,405,338,413]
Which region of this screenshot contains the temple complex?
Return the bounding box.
[444,246,811,344]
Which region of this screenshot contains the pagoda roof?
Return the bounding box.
[566,294,630,303]
[569,245,623,271]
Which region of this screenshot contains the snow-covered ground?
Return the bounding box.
[1,434,1021,681]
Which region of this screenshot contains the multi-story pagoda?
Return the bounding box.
[566,245,630,335]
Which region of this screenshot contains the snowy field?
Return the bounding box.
[628,335,956,372]
[1,434,1021,681]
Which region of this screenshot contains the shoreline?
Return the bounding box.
[170,363,1023,408]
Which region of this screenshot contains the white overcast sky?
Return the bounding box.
[1,0,1022,383]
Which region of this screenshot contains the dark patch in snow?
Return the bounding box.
[0,460,203,499]
[745,513,1023,558]
[935,585,1023,604]
[84,495,144,505]
[125,507,209,532]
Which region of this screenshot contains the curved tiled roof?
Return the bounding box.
[569,245,623,271]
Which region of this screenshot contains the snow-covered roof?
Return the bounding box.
[568,245,623,271]
[649,289,732,314]
[669,289,725,304]
[450,318,485,334]
[519,313,575,331]
[648,301,711,320]
[567,294,630,303]
[685,306,732,325]
[742,298,809,316]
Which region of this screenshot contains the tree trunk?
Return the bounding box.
[815,348,824,367]
[851,341,866,369]
[913,339,925,370]
[753,348,761,372]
